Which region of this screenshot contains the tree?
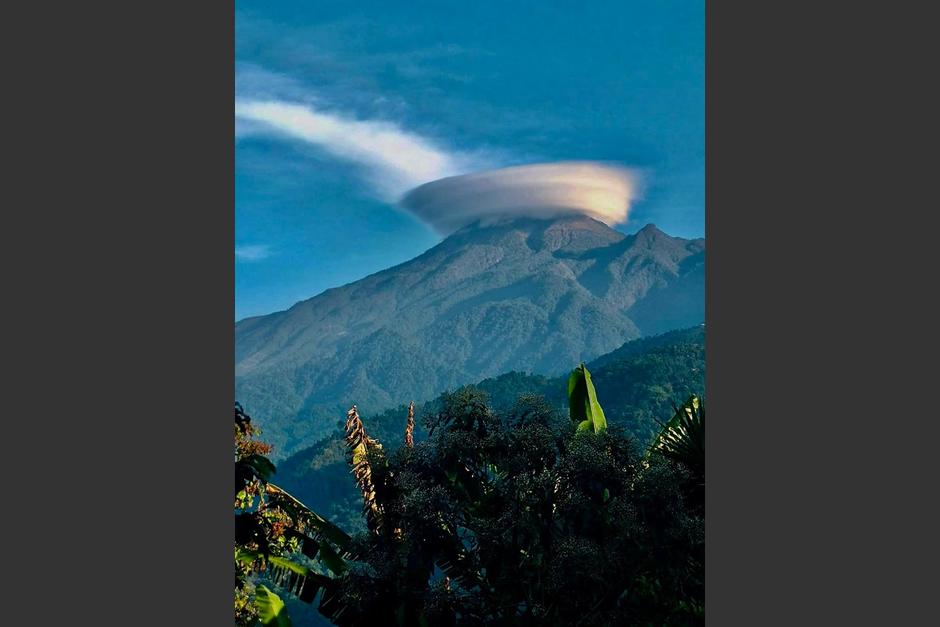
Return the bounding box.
[235,402,354,626]
[315,367,704,626]
[649,395,705,513]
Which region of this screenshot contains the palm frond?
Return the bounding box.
[649,395,704,478]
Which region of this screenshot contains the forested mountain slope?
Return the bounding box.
[237,216,704,457]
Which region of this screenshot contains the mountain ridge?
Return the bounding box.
[236,215,704,456]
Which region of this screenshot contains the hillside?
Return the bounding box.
[272,326,705,532]
[237,216,705,458]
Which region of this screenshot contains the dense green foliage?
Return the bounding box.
[313,380,704,625]
[239,362,705,626]
[239,328,706,626]
[276,327,704,532]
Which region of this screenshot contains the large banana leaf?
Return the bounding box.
[238,549,337,605]
[264,483,354,555]
[254,585,291,626]
[567,363,608,433]
[267,557,336,603]
[315,538,349,575]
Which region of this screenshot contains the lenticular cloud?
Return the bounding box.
[400,162,641,234]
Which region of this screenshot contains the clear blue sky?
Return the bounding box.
[236,1,704,320]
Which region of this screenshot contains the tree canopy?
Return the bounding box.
[237,363,704,626]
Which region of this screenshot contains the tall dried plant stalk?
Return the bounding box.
[405,400,415,448]
[345,405,384,533]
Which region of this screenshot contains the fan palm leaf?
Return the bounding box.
[650,395,704,479]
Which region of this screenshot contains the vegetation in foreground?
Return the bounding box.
[236,365,704,626]
[275,326,705,536]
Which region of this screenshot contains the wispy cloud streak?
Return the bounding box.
[235,99,479,200]
[235,245,272,262]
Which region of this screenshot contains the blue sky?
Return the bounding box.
[235,1,704,320]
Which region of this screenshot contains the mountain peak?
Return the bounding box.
[531,215,625,252]
[236,216,704,457]
[443,213,625,253]
[454,212,615,233]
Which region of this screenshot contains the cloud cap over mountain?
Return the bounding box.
[400,161,641,234]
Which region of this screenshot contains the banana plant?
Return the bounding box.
[253,585,291,626]
[567,363,608,433]
[236,402,352,626]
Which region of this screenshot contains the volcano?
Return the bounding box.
[235,215,704,457]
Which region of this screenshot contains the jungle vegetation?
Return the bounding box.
[235,363,704,626]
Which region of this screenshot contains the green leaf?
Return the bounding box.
[567,363,608,433]
[649,395,704,478]
[316,539,348,575]
[299,535,320,560]
[264,483,354,552]
[235,548,260,568]
[238,454,277,483]
[268,557,335,605]
[254,585,291,627]
[268,555,311,577]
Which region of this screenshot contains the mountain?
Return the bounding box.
[273,325,705,534]
[236,215,704,457]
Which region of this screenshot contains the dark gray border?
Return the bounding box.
[7,1,934,625]
[5,2,234,625]
[707,3,935,625]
